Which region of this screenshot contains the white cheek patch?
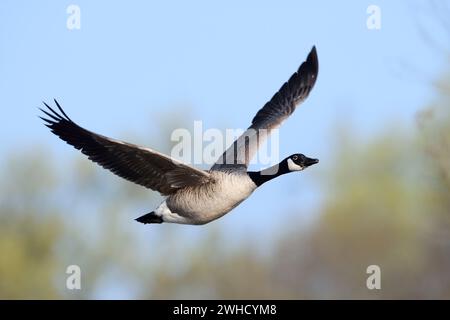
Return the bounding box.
[287,158,303,171]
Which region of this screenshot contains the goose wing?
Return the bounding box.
[40,100,212,196]
[211,46,318,171]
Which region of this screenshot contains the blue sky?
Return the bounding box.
[0,1,447,249]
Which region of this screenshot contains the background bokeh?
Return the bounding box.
[1,1,449,299]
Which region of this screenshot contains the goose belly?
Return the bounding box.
[166,172,257,224]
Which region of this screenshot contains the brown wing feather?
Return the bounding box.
[251,46,318,130]
[40,100,211,195]
[212,46,319,170]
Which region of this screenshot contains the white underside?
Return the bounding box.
[154,201,191,224]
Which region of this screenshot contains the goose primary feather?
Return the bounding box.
[41,46,319,225]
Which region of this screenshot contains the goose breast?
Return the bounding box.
[166,171,257,224]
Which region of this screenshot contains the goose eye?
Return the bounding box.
[292,155,298,161]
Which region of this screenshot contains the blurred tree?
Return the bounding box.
[271,66,450,299]
[0,149,63,299]
[415,67,450,298]
[1,72,449,298]
[272,131,428,298]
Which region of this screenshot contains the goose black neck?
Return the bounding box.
[248,160,290,187]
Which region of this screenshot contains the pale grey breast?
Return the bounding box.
[166,171,257,224]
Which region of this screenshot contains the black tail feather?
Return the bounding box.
[135,212,163,224]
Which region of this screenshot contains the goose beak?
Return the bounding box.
[304,157,319,167]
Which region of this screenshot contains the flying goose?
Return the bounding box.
[41,46,319,225]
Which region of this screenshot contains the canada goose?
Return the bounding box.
[40,46,319,225]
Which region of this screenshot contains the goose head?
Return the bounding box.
[285,153,319,172]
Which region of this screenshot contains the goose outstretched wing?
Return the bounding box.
[40,100,212,195]
[211,46,318,171]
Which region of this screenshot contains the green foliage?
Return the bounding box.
[0,69,449,299]
[0,150,63,299]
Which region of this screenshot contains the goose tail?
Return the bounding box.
[135,212,163,224]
